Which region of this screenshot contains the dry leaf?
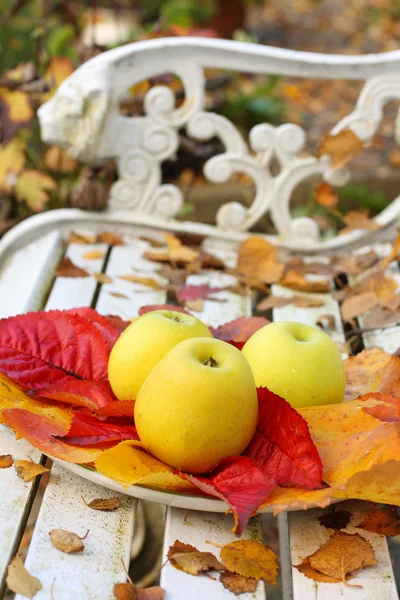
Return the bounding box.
[56,258,89,278]
[43,146,77,173]
[109,291,129,299]
[316,314,336,330]
[83,497,122,511]
[315,182,338,208]
[292,296,325,308]
[135,587,165,599]
[280,270,331,293]
[341,291,379,322]
[83,251,104,260]
[363,306,400,329]
[236,237,284,285]
[344,347,393,400]
[67,232,98,244]
[119,275,161,288]
[296,532,376,584]
[342,210,380,232]
[185,299,204,311]
[15,460,50,482]
[356,506,400,537]
[158,265,189,286]
[139,236,164,248]
[0,453,13,468]
[15,169,56,212]
[318,129,363,169]
[318,509,352,530]
[93,272,113,284]
[219,571,258,595]
[168,541,223,575]
[331,250,378,276]
[6,554,42,598]
[97,232,124,246]
[49,529,84,553]
[114,582,135,600]
[220,540,278,584]
[257,296,291,311]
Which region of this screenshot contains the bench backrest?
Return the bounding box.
[38,37,400,251]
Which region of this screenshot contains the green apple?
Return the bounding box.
[108,310,212,401]
[241,321,345,408]
[134,337,258,473]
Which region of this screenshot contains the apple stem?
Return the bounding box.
[203,356,219,368]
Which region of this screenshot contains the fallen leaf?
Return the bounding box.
[341,291,379,322]
[15,460,50,482]
[114,584,165,600]
[49,529,84,553]
[220,540,278,584]
[219,571,258,595]
[168,540,223,575]
[138,304,189,316]
[363,305,400,329]
[256,296,291,311]
[0,88,33,143]
[144,233,199,265]
[318,509,352,530]
[119,274,162,288]
[236,237,284,284]
[15,169,56,212]
[97,232,124,246]
[296,532,376,584]
[114,582,135,600]
[344,347,393,400]
[292,296,325,308]
[211,316,269,347]
[67,232,98,244]
[109,291,129,298]
[56,258,89,278]
[316,314,336,330]
[139,236,164,248]
[43,146,77,173]
[0,453,13,468]
[0,137,26,190]
[185,299,204,311]
[94,272,113,284]
[356,506,400,536]
[83,250,104,260]
[158,265,189,285]
[315,182,338,208]
[331,250,378,276]
[342,210,380,232]
[280,270,331,293]
[83,497,122,511]
[175,284,223,303]
[318,129,363,169]
[6,554,42,598]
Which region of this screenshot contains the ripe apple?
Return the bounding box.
[108,310,212,401]
[134,337,258,473]
[241,321,345,408]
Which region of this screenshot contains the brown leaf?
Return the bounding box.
[296,532,377,584]
[220,540,278,584]
[356,506,400,537]
[168,540,223,575]
[219,571,258,595]
[49,529,84,553]
[318,509,352,530]
[139,236,164,248]
[318,129,363,169]
[331,250,379,276]
[67,231,98,244]
[280,270,331,293]
[83,497,122,511]
[43,146,77,173]
[185,299,204,311]
[158,265,189,286]
[94,272,113,284]
[198,250,226,270]
[83,250,104,260]
[315,182,338,208]
[114,582,165,600]
[0,453,13,468]
[119,275,162,288]
[256,296,291,311]
[109,291,129,299]
[341,291,380,322]
[342,210,380,232]
[236,237,284,284]
[15,460,50,482]
[97,232,124,246]
[291,296,325,308]
[316,314,336,330]
[136,587,165,599]
[56,257,89,278]
[114,582,135,600]
[6,554,42,598]
[363,306,400,330]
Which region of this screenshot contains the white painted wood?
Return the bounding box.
[95,239,167,319]
[0,230,63,318]
[161,509,266,600]
[15,464,137,600]
[45,243,108,311]
[288,500,398,600]
[0,425,42,596]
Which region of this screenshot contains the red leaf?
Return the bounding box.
[66,308,121,349]
[138,304,189,316]
[101,314,131,335]
[176,285,222,303]
[245,388,323,489]
[211,317,269,344]
[2,408,101,463]
[0,310,110,388]
[183,456,276,535]
[96,400,135,418]
[35,380,116,411]
[63,412,138,447]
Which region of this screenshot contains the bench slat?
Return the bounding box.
[15,465,137,600]
[0,426,42,597]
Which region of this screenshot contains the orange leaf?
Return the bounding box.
[15,460,50,482]
[318,129,363,169]
[114,583,135,600]
[220,540,278,584]
[219,571,258,595]
[315,182,338,208]
[82,497,122,511]
[119,274,162,288]
[82,251,104,260]
[56,258,89,278]
[344,347,393,401]
[0,454,13,468]
[280,270,331,293]
[342,210,380,232]
[168,540,223,575]
[97,232,124,246]
[356,506,400,536]
[236,237,284,284]
[43,146,77,173]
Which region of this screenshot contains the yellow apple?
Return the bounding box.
[241,321,345,408]
[134,337,258,473]
[108,310,212,400]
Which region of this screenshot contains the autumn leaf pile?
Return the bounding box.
[0,301,400,535]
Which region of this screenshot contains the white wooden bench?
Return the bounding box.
[1,37,400,600]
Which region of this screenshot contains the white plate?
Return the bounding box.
[52,457,339,513]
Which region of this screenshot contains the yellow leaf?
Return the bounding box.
[6,554,42,598]
[44,57,74,99]
[0,88,33,123]
[0,138,26,190]
[15,460,50,482]
[15,169,56,211]
[43,146,77,173]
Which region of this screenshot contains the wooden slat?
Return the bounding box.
[0,426,42,597]
[15,465,137,600]
[0,231,63,318]
[161,263,265,599]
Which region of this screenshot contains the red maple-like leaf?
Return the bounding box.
[64,412,138,447]
[211,316,269,345]
[138,304,189,316]
[0,310,110,388]
[66,307,121,349]
[245,388,323,489]
[182,456,276,535]
[35,380,117,411]
[176,285,222,303]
